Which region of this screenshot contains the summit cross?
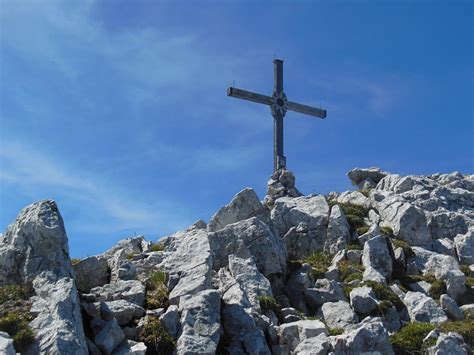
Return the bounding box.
[227,59,327,172]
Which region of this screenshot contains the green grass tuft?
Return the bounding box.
[0,285,31,305]
[71,258,82,265]
[356,226,370,236]
[380,226,394,237]
[332,202,369,232]
[346,242,363,251]
[0,312,35,353]
[390,322,436,354]
[391,239,415,258]
[258,296,278,312]
[465,277,474,288]
[337,260,365,283]
[146,271,169,309]
[150,243,165,252]
[357,189,371,197]
[440,321,474,348]
[363,281,404,311]
[429,279,447,300]
[328,327,344,336]
[303,252,331,279]
[459,265,471,277]
[140,316,176,354]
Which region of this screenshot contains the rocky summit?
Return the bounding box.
[0,168,473,355]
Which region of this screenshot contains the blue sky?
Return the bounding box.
[1,0,472,257]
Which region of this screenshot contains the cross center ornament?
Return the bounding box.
[227,59,327,172]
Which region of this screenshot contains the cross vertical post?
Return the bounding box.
[273,59,285,171]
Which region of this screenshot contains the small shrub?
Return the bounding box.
[459,265,471,277]
[146,271,169,309]
[391,239,415,258]
[377,300,394,314]
[346,242,363,251]
[390,322,436,354]
[0,285,30,305]
[363,281,404,310]
[328,327,344,336]
[333,202,369,231]
[440,320,474,348]
[126,253,137,261]
[337,260,365,283]
[380,226,394,237]
[343,285,355,299]
[258,296,277,312]
[0,312,35,353]
[150,243,165,252]
[346,215,366,230]
[465,277,474,288]
[356,226,369,236]
[140,316,176,354]
[71,258,82,265]
[429,279,447,300]
[304,252,331,279]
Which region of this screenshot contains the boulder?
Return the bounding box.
[207,188,268,232]
[159,227,213,305]
[347,167,387,188]
[73,256,109,293]
[439,294,464,321]
[113,340,147,355]
[304,279,346,309]
[285,264,312,312]
[426,332,469,355]
[209,217,286,277]
[331,316,394,355]
[349,286,379,315]
[218,268,270,354]
[320,301,358,329]
[336,190,370,208]
[159,305,180,338]
[362,235,393,284]
[293,333,331,355]
[100,300,145,326]
[325,205,351,256]
[89,280,146,306]
[277,319,327,352]
[264,169,302,207]
[0,200,75,285]
[0,332,15,355]
[177,290,221,354]
[94,318,125,354]
[228,254,272,312]
[454,229,474,265]
[403,291,448,323]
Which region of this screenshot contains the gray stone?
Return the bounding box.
[433,238,455,257]
[264,169,302,207]
[101,300,145,326]
[331,316,394,355]
[347,167,387,188]
[89,280,146,306]
[426,332,469,355]
[112,340,147,355]
[349,286,378,315]
[320,301,358,328]
[454,229,474,265]
[403,291,448,323]
[304,279,346,309]
[440,294,464,321]
[285,264,312,312]
[346,250,362,263]
[209,217,286,278]
[95,318,125,355]
[362,235,392,284]
[159,305,180,338]
[325,205,351,256]
[73,256,109,293]
[0,332,15,355]
[208,188,268,232]
[336,190,370,208]
[177,290,221,355]
[293,333,331,355]
[357,223,380,245]
[277,320,327,352]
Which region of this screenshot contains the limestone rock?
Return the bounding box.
[29,272,88,354]
[177,290,221,354]
[0,200,75,285]
[440,294,464,321]
[331,316,394,355]
[89,280,146,306]
[325,205,351,256]
[321,301,358,329]
[293,333,331,355]
[350,286,378,315]
[285,264,312,312]
[362,235,393,284]
[73,256,109,293]
[277,319,327,352]
[403,291,448,323]
[347,167,387,189]
[304,279,346,310]
[113,340,147,355]
[208,188,268,232]
[336,190,370,208]
[0,332,15,355]
[426,332,469,355]
[94,318,125,354]
[159,305,180,338]
[101,300,145,326]
[209,217,286,277]
[264,169,302,207]
[454,229,474,265]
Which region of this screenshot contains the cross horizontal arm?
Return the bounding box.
[227,87,273,106]
[286,101,327,119]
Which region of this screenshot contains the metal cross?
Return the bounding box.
[227,59,327,172]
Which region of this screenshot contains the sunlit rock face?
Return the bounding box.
[1,167,473,354]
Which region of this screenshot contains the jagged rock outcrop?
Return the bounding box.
[1,167,473,355]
